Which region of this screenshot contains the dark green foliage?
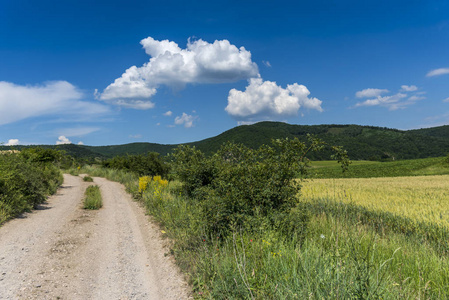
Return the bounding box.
[20,147,63,163]
[0,151,63,224]
[102,152,169,177]
[170,145,215,197]
[172,136,349,236]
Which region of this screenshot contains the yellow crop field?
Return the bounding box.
[301,175,449,228]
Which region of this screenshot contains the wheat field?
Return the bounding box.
[301,175,449,228]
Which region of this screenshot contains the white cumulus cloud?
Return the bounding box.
[174,113,196,128]
[5,139,19,146]
[56,136,71,145]
[400,85,418,92]
[163,111,173,116]
[0,81,109,125]
[225,78,323,122]
[98,37,259,109]
[77,141,84,145]
[426,68,449,77]
[355,88,389,98]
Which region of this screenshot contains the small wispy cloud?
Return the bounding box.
[129,134,142,139]
[163,111,173,116]
[443,97,449,103]
[262,60,272,67]
[355,88,389,98]
[400,85,418,92]
[426,68,449,77]
[57,127,100,137]
[354,85,424,111]
[0,81,110,126]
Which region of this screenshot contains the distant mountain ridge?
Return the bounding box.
[2,122,449,160]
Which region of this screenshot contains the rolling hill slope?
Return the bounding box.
[2,122,449,160]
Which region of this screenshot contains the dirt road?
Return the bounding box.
[0,174,190,299]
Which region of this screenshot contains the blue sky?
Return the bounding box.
[1,0,448,146]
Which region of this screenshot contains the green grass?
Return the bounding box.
[308,157,449,178]
[83,185,103,210]
[83,175,94,182]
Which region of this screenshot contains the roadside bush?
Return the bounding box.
[172,136,349,236]
[0,150,63,224]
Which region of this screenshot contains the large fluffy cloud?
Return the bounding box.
[0,81,109,125]
[426,68,449,77]
[98,37,259,109]
[225,78,323,122]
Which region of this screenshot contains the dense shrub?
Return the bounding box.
[172,136,349,235]
[0,150,63,224]
[102,152,169,178]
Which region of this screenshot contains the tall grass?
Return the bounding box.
[79,165,449,298]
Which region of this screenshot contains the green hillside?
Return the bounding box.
[190,122,449,160]
[409,125,449,138]
[3,122,449,160]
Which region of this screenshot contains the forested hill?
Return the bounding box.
[2,122,449,160]
[189,122,449,160]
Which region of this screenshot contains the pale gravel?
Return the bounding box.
[0,174,190,300]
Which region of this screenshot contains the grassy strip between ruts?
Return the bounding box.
[75,165,449,299]
[83,185,102,210]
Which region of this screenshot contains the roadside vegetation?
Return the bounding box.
[0,148,63,225]
[9,138,447,298]
[83,185,102,210]
[83,175,94,182]
[71,137,449,299]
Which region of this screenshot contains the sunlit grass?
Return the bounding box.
[301,175,449,228]
[83,185,102,210]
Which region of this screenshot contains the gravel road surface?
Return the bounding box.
[0,174,190,299]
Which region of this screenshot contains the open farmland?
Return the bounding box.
[302,175,449,228]
[308,157,449,178]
